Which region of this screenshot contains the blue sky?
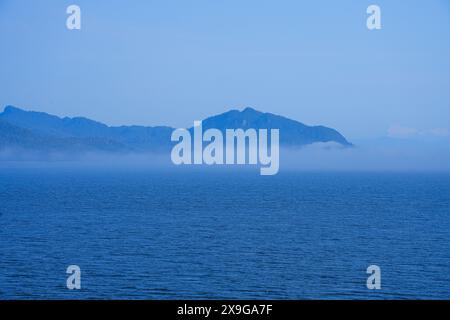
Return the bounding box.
[0,0,449,139]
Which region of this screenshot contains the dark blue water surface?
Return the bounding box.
[1,167,449,299]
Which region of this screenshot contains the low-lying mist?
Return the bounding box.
[1,140,450,172]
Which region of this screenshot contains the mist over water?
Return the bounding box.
[2,137,450,299]
[2,139,450,173]
[281,141,450,172]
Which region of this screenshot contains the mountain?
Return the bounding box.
[0,106,173,152]
[0,105,351,158]
[198,107,351,147]
[0,118,133,156]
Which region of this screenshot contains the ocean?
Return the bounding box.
[1,167,449,299]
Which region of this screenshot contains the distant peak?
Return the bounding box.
[241,107,260,114]
[3,105,25,113]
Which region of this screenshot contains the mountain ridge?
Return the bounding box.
[0,105,352,157]
[197,107,350,146]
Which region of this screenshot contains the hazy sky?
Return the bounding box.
[0,0,449,139]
